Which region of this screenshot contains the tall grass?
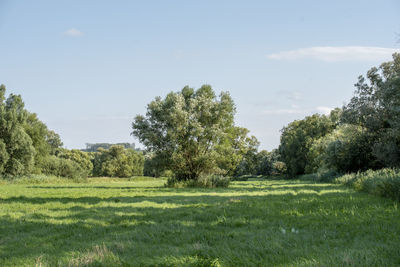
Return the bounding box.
[0,174,87,185]
[333,168,400,201]
[166,175,230,188]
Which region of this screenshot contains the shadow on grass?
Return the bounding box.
[1,181,399,266]
[1,184,348,205]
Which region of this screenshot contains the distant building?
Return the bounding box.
[82,143,135,152]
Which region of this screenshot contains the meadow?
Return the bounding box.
[1,177,400,266]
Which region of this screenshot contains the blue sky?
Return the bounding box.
[0,0,399,150]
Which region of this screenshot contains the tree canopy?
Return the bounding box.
[132,85,256,180]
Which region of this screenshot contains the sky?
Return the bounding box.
[0,0,399,150]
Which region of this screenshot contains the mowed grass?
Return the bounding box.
[1,178,400,266]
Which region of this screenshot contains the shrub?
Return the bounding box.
[92,146,144,177]
[166,175,230,188]
[58,149,93,176]
[40,156,87,180]
[316,169,341,182]
[161,170,174,178]
[298,170,340,182]
[333,168,400,201]
[273,161,287,175]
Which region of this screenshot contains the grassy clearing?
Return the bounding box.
[1,178,400,266]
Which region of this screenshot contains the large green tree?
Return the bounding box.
[279,113,336,176]
[0,84,64,176]
[0,85,35,176]
[342,53,400,167]
[132,85,254,180]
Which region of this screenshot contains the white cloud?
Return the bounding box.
[267,46,399,62]
[63,28,84,37]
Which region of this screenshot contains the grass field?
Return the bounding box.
[1,177,400,266]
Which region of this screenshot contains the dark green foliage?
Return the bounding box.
[58,149,93,176]
[230,175,249,181]
[0,85,35,176]
[232,135,259,176]
[342,53,400,168]
[166,174,230,188]
[334,168,400,201]
[24,113,63,173]
[92,145,144,177]
[216,127,259,177]
[255,149,285,176]
[255,150,275,176]
[279,113,335,176]
[0,139,8,173]
[324,128,378,172]
[0,84,64,177]
[46,130,63,155]
[279,54,400,176]
[40,155,87,180]
[307,124,381,173]
[303,54,400,174]
[235,149,285,177]
[143,152,167,177]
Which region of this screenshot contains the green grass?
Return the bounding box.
[1,178,400,266]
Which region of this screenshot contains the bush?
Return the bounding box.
[333,168,400,201]
[316,169,341,182]
[40,156,87,180]
[166,175,230,188]
[58,149,93,176]
[298,169,340,182]
[161,170,174,178]
[92,146,144,177]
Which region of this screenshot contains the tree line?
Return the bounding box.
[1,53,398,182]
[0,83,283,181]
[279,53,400,178]
[0,85,144,179]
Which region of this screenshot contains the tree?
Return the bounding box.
[132,85,253,180]
[0,84,64,177]
[255,149,281,176]
[92,145,144,177]
[307,124,379,173]
[342,53,400,167]
[279,113,335,176]
[143,152,165,177]
[216,127,259,176]
[58,149,93,176]
[0,85,35,176]
[24,113,63,172]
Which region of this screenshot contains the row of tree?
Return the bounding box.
[5,54,395,180]
[279,53,400,177]
[0,84,144,179]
